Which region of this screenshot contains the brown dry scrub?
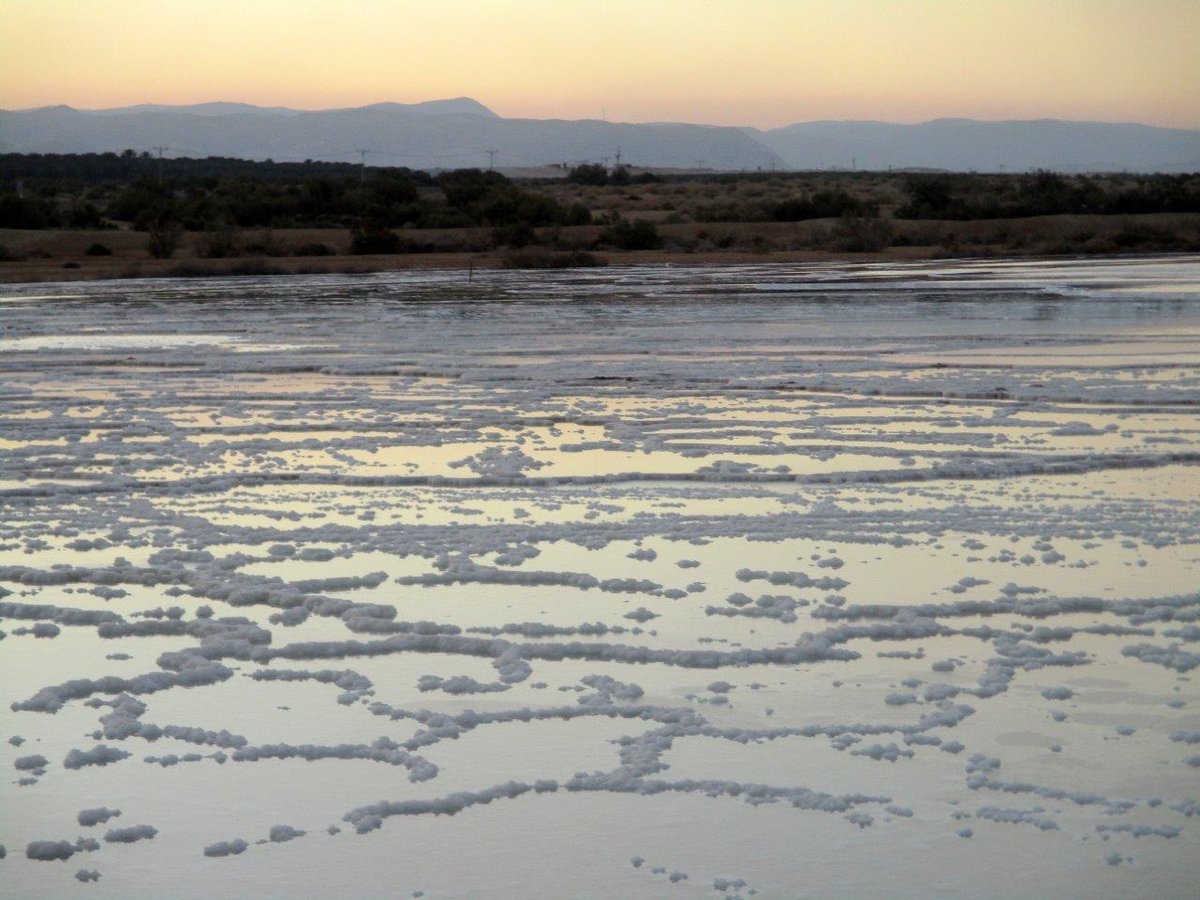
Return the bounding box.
[3,213,1198,284]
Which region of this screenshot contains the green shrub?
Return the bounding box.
[199,226,239,258]
[85,242,113,256]
[349,227,400,254]
[293,242,332,257]
[567,163,608,186]
[146,220,183,259]
[834,215,894,252]
[501,249,607,269]
[600,218,662,250]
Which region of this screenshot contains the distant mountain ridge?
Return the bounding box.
[1,98,1196,172]
[749,118,1200,174]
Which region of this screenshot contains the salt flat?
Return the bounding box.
[2,257,1198,898]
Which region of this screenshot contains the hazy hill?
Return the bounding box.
[752,118,1200,173]
[1,99,1195,172]
[0,99,781,171]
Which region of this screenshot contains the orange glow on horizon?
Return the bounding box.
[1,0,1197,129]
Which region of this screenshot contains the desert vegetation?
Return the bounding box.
[1,151,1198,279]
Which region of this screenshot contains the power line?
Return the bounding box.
[152,146,169,186]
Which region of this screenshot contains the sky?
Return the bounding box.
[1,0,1198,128]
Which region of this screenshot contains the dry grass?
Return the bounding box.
[3,211,1198,284]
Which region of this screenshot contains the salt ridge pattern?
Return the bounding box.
[2,257,1199,898]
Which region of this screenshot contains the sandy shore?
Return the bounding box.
[0,247,949,284]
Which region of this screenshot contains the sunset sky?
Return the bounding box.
[2,0,1197,128]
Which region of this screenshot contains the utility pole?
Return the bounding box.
[356,149,368,184]
[486,149,497,170]
[614,147,622,168]
[153,146,169,187]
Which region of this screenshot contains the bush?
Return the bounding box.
[770,189,872,221]
[567,163,608,186]
[438,169,510,208]
[241,230,282,256]
[600,218,662,250]
[198,226,239,258]
[349,227,400,254]
[834,215,894,252]
[896,175,957,219]
[293,242,332,257]
[501,249,607,269]
[492,221,537,248]
[565,202,592,226]
[0,192,54,228]
[145,220,183,259]
[85,242,113,256]
[68,203,104,229]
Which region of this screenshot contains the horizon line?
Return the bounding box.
[3,99,1197,133]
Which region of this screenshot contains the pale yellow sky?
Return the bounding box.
[2,0,1197,128]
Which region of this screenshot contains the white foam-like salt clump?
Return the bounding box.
[0,601,122,626]
[736,568,848,591]
[230,737,437,782]
[1041,687,1074,700]
[418,674,509,695]
[851,743,914,762]
[26,840,75,861]
[580,674,644,702]
[976,807,1059,831]
[268,824,305,843]
[104,824,157,843]
[13,661,235,713]
[64,745,131,770]
[624,607,659,622]
[1097,823,1180,838]
[1122,643,1200,672]
[203,839,248,857]
[78,807,121,827]
[3,266,1200,893]
[13,622,61,638]
[14,753,48,771]
[707,593,802,622]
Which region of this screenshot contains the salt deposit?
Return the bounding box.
[2,258,1198,898]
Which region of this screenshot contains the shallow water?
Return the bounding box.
[2,257,1199,899]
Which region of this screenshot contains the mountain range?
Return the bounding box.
[1,98,1196,173]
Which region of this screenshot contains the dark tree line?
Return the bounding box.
[2,153,1197,235]
[896,171,1200,219]
[0,154,591,232]
[0,151,394,183]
